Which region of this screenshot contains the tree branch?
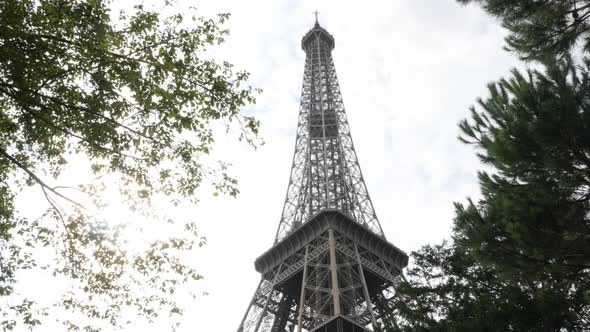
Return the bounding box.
[0,147,82,208]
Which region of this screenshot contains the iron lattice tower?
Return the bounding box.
[238,19,408,332]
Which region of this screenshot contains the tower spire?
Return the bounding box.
[313,10,319,26]
[237,20,408,332]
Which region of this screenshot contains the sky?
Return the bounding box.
[8,0,526,330]
[181,0,522,330]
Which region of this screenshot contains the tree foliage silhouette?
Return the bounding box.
[0,0,260,330]
[383,1,590,331]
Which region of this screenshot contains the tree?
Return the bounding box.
[455,59,590,277]
[383,0,590,327]
[458,0,590,61]
[392,241,589,331]
[387,58,590,332]
[0,0,260,330]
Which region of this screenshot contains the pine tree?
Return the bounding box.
[455,59,590,277]
[388,58,590,331]
[385,0,590,326]
[458,0,590,61]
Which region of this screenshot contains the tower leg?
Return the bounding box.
[354,244,377,328]
[238,269,281,332]
[296,246,309,332]
[238,279,270,332]
[328,229,341,316]
[271,294,296,331]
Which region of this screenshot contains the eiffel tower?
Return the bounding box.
[238,16,408,332]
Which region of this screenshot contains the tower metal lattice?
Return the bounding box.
[238,19,408,332]
[274,21,383,244]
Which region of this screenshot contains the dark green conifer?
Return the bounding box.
[386,1,590,330]
[388,60,590,331]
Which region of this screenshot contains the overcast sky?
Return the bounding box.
[10,0,526,331]
[181,0,524,330]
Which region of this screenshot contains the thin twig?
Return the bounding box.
[0,148,82,208]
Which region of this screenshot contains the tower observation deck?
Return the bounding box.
[238,19,408,332]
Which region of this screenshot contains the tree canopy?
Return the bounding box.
[387,60,590,331]
[383,1,590,331]
[0,0,260,330]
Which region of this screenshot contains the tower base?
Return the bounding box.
[237,210,408,332]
